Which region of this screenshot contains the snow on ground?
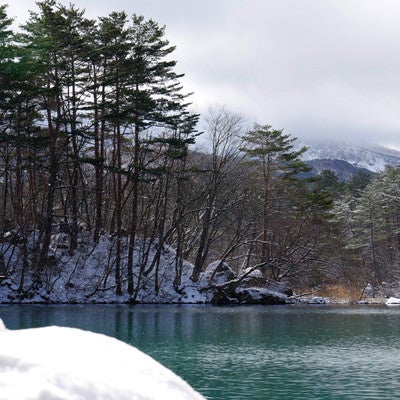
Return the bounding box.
[0,233,208,304]
[0,319,206,400]
[0,232,293,304]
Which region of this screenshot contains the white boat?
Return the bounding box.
[385,297,400,305]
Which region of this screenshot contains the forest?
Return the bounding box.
[0,0,399,302]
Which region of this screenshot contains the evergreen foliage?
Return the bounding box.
[1,1,399,300]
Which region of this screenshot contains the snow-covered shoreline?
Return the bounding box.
[0,235,294,305]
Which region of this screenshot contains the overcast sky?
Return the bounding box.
[6,0,400,147]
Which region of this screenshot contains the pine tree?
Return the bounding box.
[123,15,198,296]
[0,4,17,230]
[336,166,400,284]
[0,0,200,298]
[240,124,309,271]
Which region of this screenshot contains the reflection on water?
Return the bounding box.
[1,304,400,400]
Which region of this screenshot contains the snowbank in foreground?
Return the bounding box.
[0,319,205,400]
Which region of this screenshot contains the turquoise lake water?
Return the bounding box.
[1,304,400,399]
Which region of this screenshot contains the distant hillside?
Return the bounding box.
[305,159,373,181]
[301,142,400,173]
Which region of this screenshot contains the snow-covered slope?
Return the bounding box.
[0,320,206,400]
[0,233,206,304]
[0,233,292,305]
[301,142,400,172]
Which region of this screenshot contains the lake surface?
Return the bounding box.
[1,304,400,400]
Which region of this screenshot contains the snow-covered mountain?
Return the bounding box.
[305,159,372,181]
[301,142,400,173]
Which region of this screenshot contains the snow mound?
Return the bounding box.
[0,320,205,400]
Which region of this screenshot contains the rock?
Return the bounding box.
[198,261,237,289]
[200,261,291,305]
[308,297,327,304]
[235,287,289,305]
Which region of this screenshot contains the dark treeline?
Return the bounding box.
[0,1,398,300]
[0,0,200,297]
